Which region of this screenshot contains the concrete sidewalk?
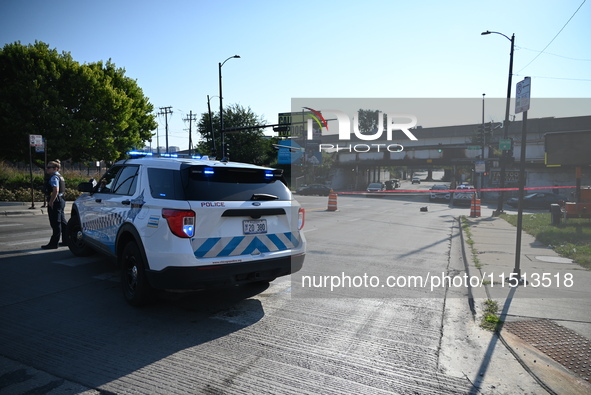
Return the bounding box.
[463,214,591,394]
[0,201,72,216]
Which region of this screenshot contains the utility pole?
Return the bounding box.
[207,95,217,157]
[158,106,173,154]
[481,93,485,191]
[156,126,160,154]
[183,111,197,155]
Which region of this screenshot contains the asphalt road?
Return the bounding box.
[0,191,482,394]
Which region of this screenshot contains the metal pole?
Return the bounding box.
[496,33,515,214]
[28,138,35,209]
[207,95,216,157]
[165,110,169,154]
[42,138,48,208]
[513,109,527,281]
[218,55,240,160]
[482,31,515,215]
[481,93,485,190]
[188,110,193,155]
[218,61,224,158]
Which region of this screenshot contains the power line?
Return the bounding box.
[516,46,591,62]
[517,0,587,73]
[514,73,591,82]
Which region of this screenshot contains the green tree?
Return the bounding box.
[0,41,157,164]
[196,104,274,165]
[357,109,388,135]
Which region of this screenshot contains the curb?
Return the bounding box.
[459,215,591,395]
[459,215,552,392]
[1,209,46,216]
[0,202,72,216]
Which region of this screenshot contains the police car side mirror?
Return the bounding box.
[77,181,96,193]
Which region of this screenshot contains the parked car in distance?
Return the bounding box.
[367,182,385,192]
[506,193,568,210]
[296,184,332,196]
[411,177,421,184]
[429,185,451,201]
[452,184,476,206]
[384,179,399,190]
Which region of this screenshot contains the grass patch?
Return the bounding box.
[461,216,481,268]
[500,212,591,269]
[460,218,504,330]
[480,299,503,331]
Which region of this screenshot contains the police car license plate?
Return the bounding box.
[243,219,267,234]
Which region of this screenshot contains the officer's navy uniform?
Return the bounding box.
[44,172,68,248]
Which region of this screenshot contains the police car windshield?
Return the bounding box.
[181,165,291,201]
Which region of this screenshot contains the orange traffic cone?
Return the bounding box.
[470,196,481,217]
[327,190,338,211]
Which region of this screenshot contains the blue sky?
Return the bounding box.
[1,0,589,150]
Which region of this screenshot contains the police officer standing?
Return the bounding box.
[42,160,68,249]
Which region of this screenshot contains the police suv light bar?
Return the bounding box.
[127,151,208,160]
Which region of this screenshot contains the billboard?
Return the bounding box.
[545,130,591,166]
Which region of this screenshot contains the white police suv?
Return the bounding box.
[67,153,306,306]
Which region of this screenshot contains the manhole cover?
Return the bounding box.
[504,319,591,383]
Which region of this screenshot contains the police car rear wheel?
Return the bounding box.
[121,241,153,306]
[66,216,94,257]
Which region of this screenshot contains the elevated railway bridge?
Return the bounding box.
[298,115,591,197]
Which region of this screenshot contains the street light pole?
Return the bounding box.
[207,95,219,157]
[219,55,240,160]
[481,30,515,215]
[481,93,485,190]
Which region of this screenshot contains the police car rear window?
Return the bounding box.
[148,168,183,200]
[182,165,291,201]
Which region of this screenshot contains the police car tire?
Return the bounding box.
[66,216,94,257]
[120,241,153,306]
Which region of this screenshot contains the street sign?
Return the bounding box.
[277,111,322,139]
[475,160,486,173]
[491,170,522,185]
[499,139,512,150]
[467,145,481,150]
[29,134,43,147]
[515,77,531,114]
[277,140,303,164]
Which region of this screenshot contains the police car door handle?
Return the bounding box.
[95,198,102,203]
[121,200,131,205]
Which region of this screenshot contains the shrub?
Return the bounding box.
[0,188,16,201]
[0,162,89,201]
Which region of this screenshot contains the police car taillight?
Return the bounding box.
[162,209,196,238]
[298,208,305,230]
